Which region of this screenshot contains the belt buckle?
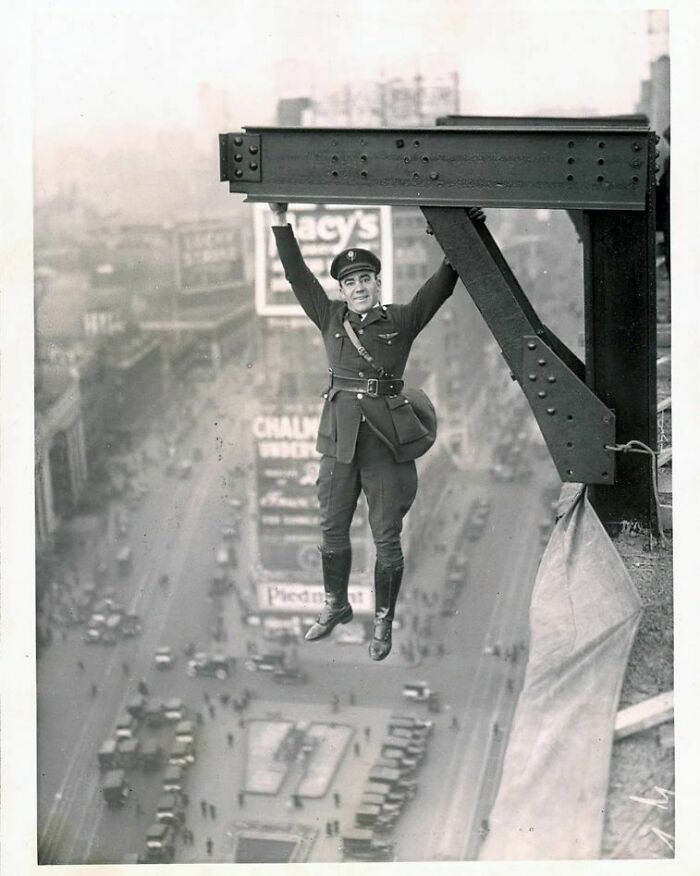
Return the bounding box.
[366,378,379,398]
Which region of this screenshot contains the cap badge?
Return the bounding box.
[347,250,356,261]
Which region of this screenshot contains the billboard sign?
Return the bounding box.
[174,221,244,295]
[253,402,368,576]
[254,203,393,316]
[256,581,373,615]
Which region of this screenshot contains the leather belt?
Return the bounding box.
[330,374,404,398]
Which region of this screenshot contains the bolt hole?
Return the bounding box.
[597,175,604,182]
[361,170,368,178]
[598,141,606,149]
[566,174,574,182]
[395,138,405,148]
[632,175,639,183]
[414,140,420,147]
[567,140,575,148]
[566,415,573,421]
[331,154,339,162]
[331,170,338,177]
[566,441,574,448]
[422,155,429,163]
[602,471,609,478]
[567,157,575,165]
[597,158,605,165]
[360,154,368,162]
[412,172,420,179]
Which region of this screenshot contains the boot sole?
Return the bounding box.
[305,605,354,641]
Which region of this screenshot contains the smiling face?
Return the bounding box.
[339,269,381,314]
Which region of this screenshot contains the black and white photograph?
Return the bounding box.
[1,1,698,873]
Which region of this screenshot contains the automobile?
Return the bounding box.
[144,700,167,728]
[227,496,244,510]
[120,613,142,637]
[116,546,133,575]
[163,698,186,722]
[115,712,137,739]
[273,667,309,685]
[334,623,366,645]
[144,822,176,863]
[155,646,176,669]
[389,715,434,735]
[102,769,129,808]
[402,681,432,702]
[174,720,196,745]
[162,764,186,794]
[168,739,195,766]
[221,525,237,540]
[244,653,285,673]
[140,741,165,771]
[100,612,123,644]
[97,738,120,771]
[156,791,186,826]
[186,652,235,680]
[116,737,141,769]
[208,573,234,596]
[126,694,148,721]
[341,829,394,861]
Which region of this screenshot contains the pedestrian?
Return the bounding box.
[77,659,85,671]
[333,791,341,808]
[209,803,217,819]
[206,837,213,857]
[353,742,360,757]
[238,791,245,807]
[200,799,208,817]
[138,678,149,696]
[325,821,333,837]
[364,726,371,741]
[208,704,216,719]
[266,201,484,661]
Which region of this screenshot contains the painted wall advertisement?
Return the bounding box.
[254,203,393,316]
[174,220,244,294]
[253,402,370,608]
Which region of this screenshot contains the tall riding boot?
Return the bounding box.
[369,561,404,661]
[305,547,353,641]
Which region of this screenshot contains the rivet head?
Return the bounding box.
[387,340,392,345]
[527,342,537,350]
[234,153,243,162]
[249,161,258,170]
[360,154,368,162]
[323,393,328,399]
[233,136,243,146]
[430,172,440,180]
[358,329,364,335]
[396,138,405,148]
[632,142,641,152]
[331,154,339,162]
[546,407,556,415]
[528,374,537,381]
[603,416,611,424]
[234,169,243,178]
[537,391,547,398]
[537,358,546,366]
[358,372,364,378]
[403,156,410,164]
[547,375,556,383]
[249,145,258,155]
[357,393,364,399]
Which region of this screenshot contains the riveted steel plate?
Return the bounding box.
[219,126,650,210]
[219,132,261,183]
[521,335,616,484]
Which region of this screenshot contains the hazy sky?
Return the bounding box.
[33,0,663,145]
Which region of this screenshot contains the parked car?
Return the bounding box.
[402,681,432,702]
[244,653,285,673]
[102,769,129,808]
[273,667,309,685]
[163,698,186,722]
[155,646,176,670]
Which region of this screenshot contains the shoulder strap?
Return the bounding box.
[343,317,385,378]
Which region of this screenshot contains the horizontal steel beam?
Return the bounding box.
[436,114,650,129]
[219,126,651,210]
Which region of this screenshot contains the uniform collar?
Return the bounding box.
[346,304,387,326]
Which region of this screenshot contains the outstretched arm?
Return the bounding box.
[269,203,330,330]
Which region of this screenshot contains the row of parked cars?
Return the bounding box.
[343,714,434,860]
[83,596,141,645]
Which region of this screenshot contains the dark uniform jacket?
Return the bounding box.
[273,225,458,463]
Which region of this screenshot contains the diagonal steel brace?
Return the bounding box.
[422,206,616,484]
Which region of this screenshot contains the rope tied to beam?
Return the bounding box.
[604,440,668,547]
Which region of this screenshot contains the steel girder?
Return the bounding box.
[219,125,652,211]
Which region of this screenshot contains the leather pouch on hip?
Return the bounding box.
[386,394,431,444]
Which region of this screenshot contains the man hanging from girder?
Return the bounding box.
[267,202,484,660]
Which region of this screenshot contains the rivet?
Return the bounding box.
[537,358,546,366]
[597,158,605,165]
[404,156,410,164]
[567,157,575,165]
[387,340,392,345]
[234,169,243,178]
[567,140,575,148]
[547,408,557,415]
[566,415,574,421]
[331,170,338,177]
[357,393,364,399]
[567,469,574,475]
[430,172,440,180]
[632,176,639,183]
[359,372,364,378]
[335,333,341,338]
[361,170,368,178]
[566,441,573,448]
[655,134,661,144]
[360,154,368,162]
[413,139,420,147]
[547,375,556,383]
[528,373,537,381]
[422,155,430,163]
[598,141,605,149]
[537,391,547,398]
[536,329,544,337]
[597,175,604,182]
[234,153,243,162]
[249,161,258,170]
[567,174,574,182]
[632,142,641,152]
[358,329,364,335]
[527,342,537,350]
[603,416,610,424]
[396,138,405,148]
[331,154,339,162]
[655,149,661,159]
[602,471,609,478]
[412,172,420,179]
[249,145,258,155]
[233,136,243,146]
